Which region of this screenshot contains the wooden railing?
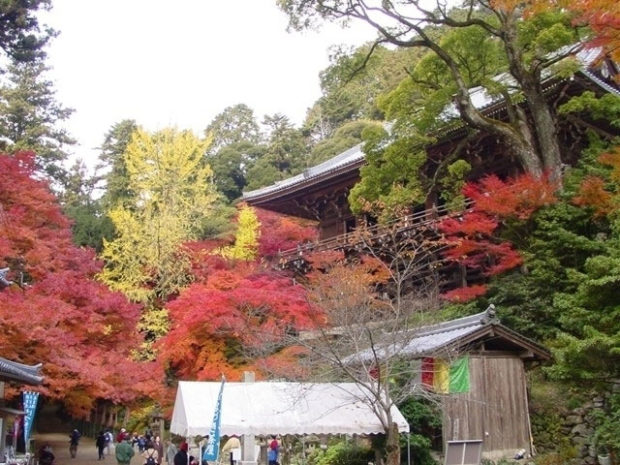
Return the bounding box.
[278,201,473,268]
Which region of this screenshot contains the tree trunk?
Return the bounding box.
[385,422,401,465]
[423,36,546,179]
[502,12,564,184]
[522,80,564,183]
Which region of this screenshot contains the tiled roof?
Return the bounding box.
[345,305,550,363]
[0,356,43,385]
[242,143,365,201]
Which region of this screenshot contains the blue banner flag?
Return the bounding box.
[22,391,39,448]
[202,377,225,462]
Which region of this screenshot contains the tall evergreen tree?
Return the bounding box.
[98,119,139,209]
[60,159,114,252]
[204,105,266,202]
[209,141,266,202]
[0,59,74,183]
[0,0,54,64]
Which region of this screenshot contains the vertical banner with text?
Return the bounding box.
[22,391,39,449]
[202,377,225,462]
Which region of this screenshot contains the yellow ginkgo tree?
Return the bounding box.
[216,204,261,261]
[99,128,219,345]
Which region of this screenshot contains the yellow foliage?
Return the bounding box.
[99,127,219,304]
[216,204,260,261]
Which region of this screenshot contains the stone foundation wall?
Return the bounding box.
[561,395,610,465]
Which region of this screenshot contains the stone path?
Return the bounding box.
[32,433,144,465]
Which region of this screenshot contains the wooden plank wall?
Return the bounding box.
[442,355,531,458]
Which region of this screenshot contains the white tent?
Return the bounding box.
[170,381,410,437]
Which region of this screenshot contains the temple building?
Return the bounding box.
[243,48,619,246]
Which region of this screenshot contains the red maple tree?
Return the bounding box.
[439,173,558,302]
[158,208,319,384]
[0,152,160,416]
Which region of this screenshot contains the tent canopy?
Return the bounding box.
[171,381,410,437]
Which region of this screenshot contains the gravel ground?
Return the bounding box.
[32,433,144,465]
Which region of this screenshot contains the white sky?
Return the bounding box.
[40,0,377,169]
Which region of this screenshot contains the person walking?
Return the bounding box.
[221,435,241,465]
[69,429,81,458]
[105,429,114,455]
[96,431,106,460]
[116,435,135,465]
[268,435,279,465]
[116,428,128,443]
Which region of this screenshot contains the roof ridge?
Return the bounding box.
[414,305,498,337]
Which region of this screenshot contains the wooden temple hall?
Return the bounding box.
[243,47,620,263]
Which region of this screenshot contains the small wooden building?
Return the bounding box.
[399,306,550,460]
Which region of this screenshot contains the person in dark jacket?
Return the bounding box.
[96,431,106,460]
[173,442,188,465]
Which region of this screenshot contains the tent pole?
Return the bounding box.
[407,434,411,465]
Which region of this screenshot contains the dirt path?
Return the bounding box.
[32,433,144,465]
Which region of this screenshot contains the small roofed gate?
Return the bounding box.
[442,355,532,460]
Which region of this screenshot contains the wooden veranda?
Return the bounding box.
[276,202,476,290]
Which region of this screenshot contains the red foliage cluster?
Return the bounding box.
[0,152,160,416]
[439,173,557,303]
[569,0,620,61]
[158,262,315,381]
[462,174,557,220]
[157,206,321,389]
[255,208,318,259]
[573,176,614,217]
[440,285,488,303]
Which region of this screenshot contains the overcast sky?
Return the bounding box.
[40,0,377,168]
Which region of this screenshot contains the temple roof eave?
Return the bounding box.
[243,144,366,205]
[0,356,44,385]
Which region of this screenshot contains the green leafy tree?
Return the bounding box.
[309,119,381,165]
[61,159,114,252]
[0,59,75,182]
[245,114,308,190]
[279,1,584,192]
[205,103,262,154]
[349,124,432,219]
[209,141,267,202]
[303,44,423,142]
[204,105,268,201]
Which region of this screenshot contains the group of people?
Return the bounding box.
[96,429,115,459]
[35,429,80,465]
[37,430,280,465]
[115,430,166,465]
